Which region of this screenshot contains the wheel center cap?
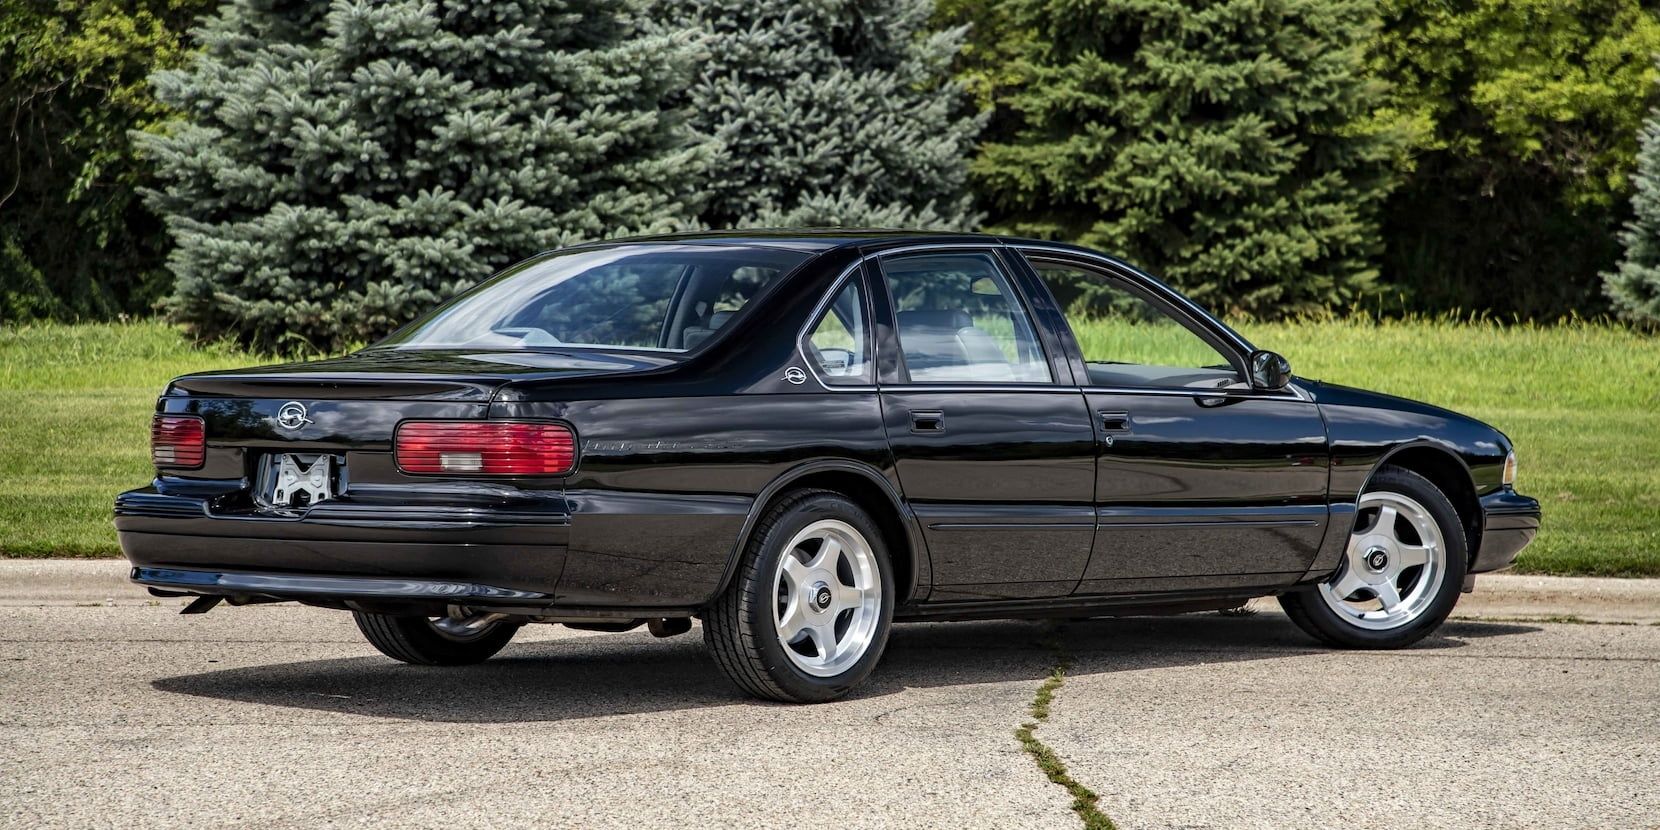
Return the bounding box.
[810,582,833,612]
[1364,548,1389,572]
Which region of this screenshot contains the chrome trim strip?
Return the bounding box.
[928,522,1096,531]
[1095,519,1320,529]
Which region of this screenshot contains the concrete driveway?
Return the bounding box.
[1,572,1656,829]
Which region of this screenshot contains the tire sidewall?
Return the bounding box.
[745,493,895,701]
[354,611,518,665]
[1295,467,1469,648]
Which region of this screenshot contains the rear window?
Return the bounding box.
[377,244,811,352]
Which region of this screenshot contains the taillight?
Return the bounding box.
[395,421,576,476]
[151,415,206,469]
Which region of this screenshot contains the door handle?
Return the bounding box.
[910,410,946,433]
[1098,411,1132,432]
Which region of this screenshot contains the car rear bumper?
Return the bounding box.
[1471,489,1541,573]
[131,566,555,603]
[116,486,572,600]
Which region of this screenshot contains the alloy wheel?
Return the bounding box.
[1318,490,1448,631]
[772,519,883,677]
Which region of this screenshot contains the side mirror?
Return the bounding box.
[1248,350,1292,390]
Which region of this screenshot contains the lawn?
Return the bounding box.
[1,318,1656,575]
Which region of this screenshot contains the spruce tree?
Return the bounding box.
[659,0,981,230]
[1607,102,1660,326]
[968,0,1397,316]
[140,0,708,353]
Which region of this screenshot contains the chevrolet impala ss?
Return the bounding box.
[118,231,1541,702]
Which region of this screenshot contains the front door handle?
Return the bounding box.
[1098,411,1132,431]
[910,410,946,433]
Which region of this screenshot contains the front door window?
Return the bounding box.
[1031,261,1240,389]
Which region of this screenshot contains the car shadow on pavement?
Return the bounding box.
[150,613,1539,723]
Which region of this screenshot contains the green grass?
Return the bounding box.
[0,322,267,556]
[1,317,1657,575]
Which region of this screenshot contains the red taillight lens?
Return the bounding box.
[395,421,576,476]
[151,415,206,469]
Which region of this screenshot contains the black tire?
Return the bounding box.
[353,611,518,666]
[703,489,895,703]
[1280,466,1468,649]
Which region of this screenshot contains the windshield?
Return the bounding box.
[377,244,812,352]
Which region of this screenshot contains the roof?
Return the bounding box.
[607,228,1007,254]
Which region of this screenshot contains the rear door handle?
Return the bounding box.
[910,410,946,433]
[1098,411,1131,431]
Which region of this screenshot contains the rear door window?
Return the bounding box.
[877,252,1052,383]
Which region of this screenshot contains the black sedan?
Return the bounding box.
[119,231,1541,702]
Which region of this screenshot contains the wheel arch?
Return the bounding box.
[709,460,928,607]
[1367,443,1482,564]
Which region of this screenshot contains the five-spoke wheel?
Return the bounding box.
[705,489,894,702]
[772,519,884,677]
[1281,466,1467,648]
[1318,490,1447,630]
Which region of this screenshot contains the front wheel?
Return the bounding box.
[1280,466,1468,648]
[353,610,518,666]
[704,490,894,703]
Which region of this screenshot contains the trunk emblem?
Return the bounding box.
[275,401,313,431]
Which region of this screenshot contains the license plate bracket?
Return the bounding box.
[269,453,336,507]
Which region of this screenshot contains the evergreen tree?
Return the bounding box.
[660,0,981,230]
[140,0,708,352]
[1607,101,1660,327]
[966,0,1398,316]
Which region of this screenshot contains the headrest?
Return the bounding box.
[708,310,736,328]
[897,309,972,331]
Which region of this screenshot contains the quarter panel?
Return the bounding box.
[499,393,891,606]
[1312,382,1511,502]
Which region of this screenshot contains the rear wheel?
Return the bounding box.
[353,610,518,666]
[704,490,894,703]
[1280,466,1467,648]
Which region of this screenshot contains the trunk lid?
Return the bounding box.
[160,349,675,498]
[167,348,678,401]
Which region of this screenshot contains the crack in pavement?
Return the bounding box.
[1015,624,1118,830]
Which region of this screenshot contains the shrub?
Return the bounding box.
[1368,0,1660,320]
[0,0,211,323]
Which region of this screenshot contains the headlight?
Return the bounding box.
[1502,451,1517,487]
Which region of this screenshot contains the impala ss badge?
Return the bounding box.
[275,401,312,431]
[783,367,807,385]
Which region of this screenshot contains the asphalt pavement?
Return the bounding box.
[1,564,1656,829]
